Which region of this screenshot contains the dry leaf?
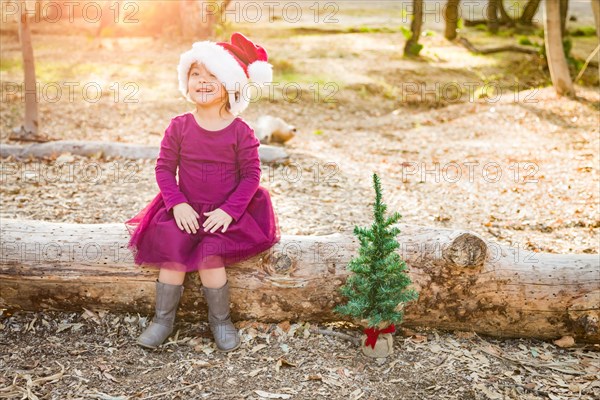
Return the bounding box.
[276,357,296,372]
[277,321,291,332]
[410,334,427,343]
[322,376,343,387]
[350,388,364,400]
[187,337,203,347]
[56,323,83,333]
[455,331,476,339]
[194,345,214,355]
[484,344,502,356]
[429,343,442,353]
[191,360,211,368]
[254,390,291,399]
[474,383,503,399]
[248,367,266,377]
[103,372,119,383]
[251,344,268,353]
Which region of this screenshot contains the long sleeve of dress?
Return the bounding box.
[155,118,189,213]
[218,126,261,222]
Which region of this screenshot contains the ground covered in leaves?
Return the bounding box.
[1,310,599,400]
[1,2,599,399]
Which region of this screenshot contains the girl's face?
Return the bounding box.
[187,63,228,107]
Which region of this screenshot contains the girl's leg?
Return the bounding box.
[198,267,226,288]
[159,268,186,285]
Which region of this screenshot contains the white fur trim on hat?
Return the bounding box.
[248,60,273,86]
[177,41,250,116]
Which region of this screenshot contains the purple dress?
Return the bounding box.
[124,112,281,271]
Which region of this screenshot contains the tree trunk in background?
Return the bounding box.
[1,220,598,343]
[544,0,575,97]
[444,0,460,40]
[198,0,216,39]
[487,0,499,33]
[18,0,39,136]
[498,0,514,26]
[43,0,63,21]
[179,0,201,39]
[559,0,569,38]
[404,0,423,56]
[520,0,541,25]
[96,0,119,38]
[593,0,600,41]
[199,1,232,39]
[592,0,600,81]
[33,0,42,21]
[179,1,230,39]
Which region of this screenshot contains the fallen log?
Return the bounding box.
[0,140,289,163]
[457,36,539,55]
[0,219,598,343]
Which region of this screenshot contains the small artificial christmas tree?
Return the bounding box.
[334,172,419,355]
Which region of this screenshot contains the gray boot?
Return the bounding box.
[201,279,241,352]
[137,280,184,349]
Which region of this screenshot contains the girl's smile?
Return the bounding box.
[187,63,227,106]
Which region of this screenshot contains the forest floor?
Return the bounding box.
[1,2,599,399]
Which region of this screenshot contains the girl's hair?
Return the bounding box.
[188,62,239,117]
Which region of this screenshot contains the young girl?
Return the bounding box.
[124,32,281,352]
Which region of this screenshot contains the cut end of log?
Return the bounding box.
[443,232,487,270]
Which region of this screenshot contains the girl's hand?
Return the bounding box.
[173,203,200,234]
[203,208,233,233]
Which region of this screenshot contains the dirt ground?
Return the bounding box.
[1,310,599,400]
[1,2,599,399]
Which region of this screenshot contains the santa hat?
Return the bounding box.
[177,32,273,116]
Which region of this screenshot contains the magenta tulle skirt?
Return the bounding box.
[125,187,281,271]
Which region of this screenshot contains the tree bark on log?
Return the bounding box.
[1,219,598,343]
[0,140,289,163]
